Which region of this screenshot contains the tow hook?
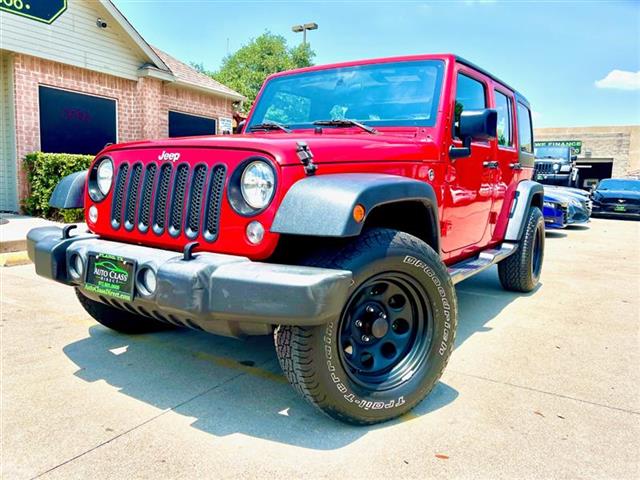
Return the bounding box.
[296,141,317,176]
[182,241,199,261]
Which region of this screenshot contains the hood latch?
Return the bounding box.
[296,142,317,176]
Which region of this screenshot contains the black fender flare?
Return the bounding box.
[49,170,87,209]
[271,173,439,247]
[504,180,544,241]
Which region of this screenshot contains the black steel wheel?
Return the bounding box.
[274,228,457,425]
[338,273,433,390]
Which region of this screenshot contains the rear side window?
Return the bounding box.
[494,90,513,147]
[454,73,486,138]
[516,102,533,153]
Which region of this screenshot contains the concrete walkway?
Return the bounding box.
[1,218,639,479]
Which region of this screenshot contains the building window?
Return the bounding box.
[494,90,513,147]
[453,73,486,139]
[517,102,533,153]
[39,86,117,155]
[168,111,217,137]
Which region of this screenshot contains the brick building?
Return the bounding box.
[0,0,243,213]
[534,125,640,188]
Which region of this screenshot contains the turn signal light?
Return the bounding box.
[353,204,366,223]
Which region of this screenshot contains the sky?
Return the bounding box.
[112,0,640,128]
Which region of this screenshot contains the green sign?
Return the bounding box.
[0,0,67,24]
[534,140,582,155]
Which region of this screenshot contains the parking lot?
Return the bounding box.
[1,218,638,479]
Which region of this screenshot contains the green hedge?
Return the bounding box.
[23,152,93,223]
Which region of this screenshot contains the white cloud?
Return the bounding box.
[595,69,640,91]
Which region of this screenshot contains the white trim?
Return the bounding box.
[172,78,245,102]
[38,84,119,144]
[97,0,171,74]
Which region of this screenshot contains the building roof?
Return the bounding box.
[99,0,243,101]
[151,47,244,101]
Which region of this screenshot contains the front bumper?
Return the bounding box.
[591,204,640,218]
[535,173,571,185]
[27,227,353,336]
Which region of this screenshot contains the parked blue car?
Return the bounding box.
[543,187,591,228]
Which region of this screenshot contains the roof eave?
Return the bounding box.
[171,79,246,102]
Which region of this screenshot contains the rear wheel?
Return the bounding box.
[75,288,173,334]
[274,228,457,425]
[498,206,544,292]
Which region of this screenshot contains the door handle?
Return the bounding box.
[509,162,523,170]
[483,161,499,169]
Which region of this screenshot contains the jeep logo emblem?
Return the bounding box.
[158,151,181,162]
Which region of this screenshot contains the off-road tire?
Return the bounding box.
[75,288,173,334]
[498,206,544,292]
[274,228,457,425]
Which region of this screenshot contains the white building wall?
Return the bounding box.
[0,0,146,80]
[0,51,18,212]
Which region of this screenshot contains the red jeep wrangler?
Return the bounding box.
[28,54,544,425]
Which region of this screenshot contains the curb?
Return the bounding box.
[0,239,27,253]
[0,251,31,267]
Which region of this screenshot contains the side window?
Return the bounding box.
[516,102,533,153]
[454,73,486,138]
[494,90,513,147]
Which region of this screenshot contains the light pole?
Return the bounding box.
[292,22,318,45]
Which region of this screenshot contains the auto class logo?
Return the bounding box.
[94,260,129,282]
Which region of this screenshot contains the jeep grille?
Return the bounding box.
[110,161,227,242]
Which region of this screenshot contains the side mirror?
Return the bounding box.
[450,109,497,159]
[234,120,246,134]
[571,155,577,162]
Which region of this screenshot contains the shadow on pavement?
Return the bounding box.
[62,266,528,449]
[545,230,567,238]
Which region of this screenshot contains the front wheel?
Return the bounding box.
[274,228,457,425]
[498,206,544,292]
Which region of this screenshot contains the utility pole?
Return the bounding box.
[291,22,318,45]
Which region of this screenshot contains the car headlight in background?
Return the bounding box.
[241,160,275,209]
[553,163,561,172]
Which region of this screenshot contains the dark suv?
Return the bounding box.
[534,146,578,187]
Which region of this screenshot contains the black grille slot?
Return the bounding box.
[138,163,157,232]
[111,163,129,228]
[169,164,189,236]
[203,165,226,241]
[153,163,172,233]
[185,165,208,239]
[124,163,142,230]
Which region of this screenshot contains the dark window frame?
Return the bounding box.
[516,102,534,153]
[168,110,217,138]
[494,88,515,148]
[38,85,118,155]
[452,70,488,140]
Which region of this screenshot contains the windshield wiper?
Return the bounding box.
[313,119,377,134]
[249,121,291,133]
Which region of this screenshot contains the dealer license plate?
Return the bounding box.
[614,205,627,212]
[85,253,136,301]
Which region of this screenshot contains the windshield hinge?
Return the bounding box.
[296,141,317,176]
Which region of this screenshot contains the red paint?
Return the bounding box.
[85,54,531,264]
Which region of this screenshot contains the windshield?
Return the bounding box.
[247,60,445,130]
[535,146,570,161]
[597,179,640,192]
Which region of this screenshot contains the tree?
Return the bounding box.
[211,32,315,112]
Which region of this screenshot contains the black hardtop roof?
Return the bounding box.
[456,55,530,108]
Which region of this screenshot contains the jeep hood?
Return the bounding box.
[103,131,438,165]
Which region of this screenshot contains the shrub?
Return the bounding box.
[23,152,93,223]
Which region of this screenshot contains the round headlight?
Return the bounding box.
[96,159,113,195]
[240,161,275,210]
